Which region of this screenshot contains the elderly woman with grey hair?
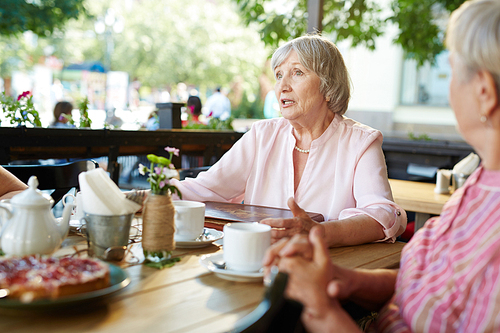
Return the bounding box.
[263,1,500,331]
[170,35,406,247]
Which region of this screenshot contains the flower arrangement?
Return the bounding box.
[0,91,42,127]
[138,147,182,198]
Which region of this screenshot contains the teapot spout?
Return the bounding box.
[59,203,74,239]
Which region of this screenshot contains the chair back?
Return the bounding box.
[3,160,98,204]
[179,166,210,180]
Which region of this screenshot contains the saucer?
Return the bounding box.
[199,253,264,282]
[175,228,223,248]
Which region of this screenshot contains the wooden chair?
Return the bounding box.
[230,272,305,333]
[3,160,98,205]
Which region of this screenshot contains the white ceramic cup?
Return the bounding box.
[223,223,272,272]
[173,200,205,241]
[62,192,84,220]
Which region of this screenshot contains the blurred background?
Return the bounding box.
[0,0,466,138]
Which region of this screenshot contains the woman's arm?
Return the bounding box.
[261,197,385,246]
[0,167,28,200]
[168,124,259,203]
[322,215,385,247]
[339,133,407,242]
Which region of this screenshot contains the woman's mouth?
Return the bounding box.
[281,99,295,107]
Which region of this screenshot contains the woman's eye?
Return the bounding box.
[294,70,303,76]
[275,72,282,79]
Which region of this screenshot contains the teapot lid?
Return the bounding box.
[11,176,51,206]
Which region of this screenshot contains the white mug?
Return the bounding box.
[173,201,205,241]
[62,192,84,220]
[223,223,271,272]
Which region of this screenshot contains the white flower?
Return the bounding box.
[164,168,179,179]
[138,163,147,175]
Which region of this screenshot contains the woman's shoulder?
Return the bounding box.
[336,115,382,142]
[248,117,289,133]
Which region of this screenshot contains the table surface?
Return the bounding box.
[0,219,406,333]
[389,178,452,215]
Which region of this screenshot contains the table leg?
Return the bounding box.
[415,213,431,232]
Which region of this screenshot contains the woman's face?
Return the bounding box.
[449,52,480,142]
[274,50,328,122]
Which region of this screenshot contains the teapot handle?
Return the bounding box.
[0,203,13,220]
[0,203,13,234]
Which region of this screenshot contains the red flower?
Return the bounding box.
[208,111,213,117]
[17,91,31,101]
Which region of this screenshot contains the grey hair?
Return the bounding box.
[271,35,351,115]
[446,0,500,93]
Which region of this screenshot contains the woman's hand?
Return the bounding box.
[269,226,360,332]
[260,197,321,243]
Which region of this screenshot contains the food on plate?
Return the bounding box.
[0,256,110,303]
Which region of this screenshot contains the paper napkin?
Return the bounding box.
[78,168,141,215]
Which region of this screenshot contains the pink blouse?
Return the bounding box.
[171,114,406,241]
[375,166,500,332]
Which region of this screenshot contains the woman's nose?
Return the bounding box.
[278,76,292,92]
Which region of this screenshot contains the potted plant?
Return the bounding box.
[138,147,182,266]
[0,91,42,127]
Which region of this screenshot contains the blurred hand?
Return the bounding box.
[262,232,314,278]
[276,227,334,308]
[260,197,321,243]
[275,226,360,332]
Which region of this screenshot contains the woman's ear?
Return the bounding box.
[476,70,499,118]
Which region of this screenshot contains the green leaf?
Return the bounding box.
[157,156,170,166]
[147,154,159,163]
[144,257,181,269]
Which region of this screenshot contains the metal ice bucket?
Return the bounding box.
[82,213,133,261]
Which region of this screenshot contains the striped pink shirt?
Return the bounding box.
[374,166,500,332]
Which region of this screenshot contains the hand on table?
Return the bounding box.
[260,197,321,243]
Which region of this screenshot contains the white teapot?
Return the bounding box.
[0,176,74,256]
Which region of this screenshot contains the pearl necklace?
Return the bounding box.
[294,145,310,154]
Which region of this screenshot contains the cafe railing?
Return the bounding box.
[0,126,244,184]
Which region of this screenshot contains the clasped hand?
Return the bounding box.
[262,226,361,332]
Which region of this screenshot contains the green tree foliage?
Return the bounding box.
[232,0,466,66]
[0,0,271,118]
[389,0,465,65]
[0,0,86,37]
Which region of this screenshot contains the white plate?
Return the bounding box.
[199,253,264,282]
[175,228,224,248]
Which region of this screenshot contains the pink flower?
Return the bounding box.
[159,180,166,188]
[189,105,195,114]
[165,146,179,156]
[17,91,30,101]
[154,166,162,175]
[208,111,213,117]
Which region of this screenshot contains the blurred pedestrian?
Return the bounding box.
[49,101,75,128]
[203,87,231,120]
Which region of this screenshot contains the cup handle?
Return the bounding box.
[62,193,75,207]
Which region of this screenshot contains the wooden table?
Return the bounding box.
[389,179,452,231]
[0,219,405,333]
